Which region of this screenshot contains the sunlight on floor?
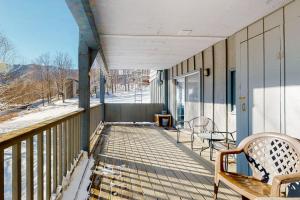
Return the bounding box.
[88,125,239,200]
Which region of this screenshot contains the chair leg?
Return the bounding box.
[213,179,220,200]
[177,131,180,143]
[191,133,194,150]
[210,141,213,161]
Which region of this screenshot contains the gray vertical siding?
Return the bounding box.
[248,34,264,133]
[285,0,300,139]
[214,40,227,131]
[203,47,214,120]
[227,35,236,133]
[151,1,300,145]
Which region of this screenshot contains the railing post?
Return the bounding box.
[78,39,91,152]
[26,137,34,200]
[12,142,21,200]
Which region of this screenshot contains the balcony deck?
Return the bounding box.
[89,124,239,200]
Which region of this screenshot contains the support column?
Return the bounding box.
[79,38,91,152]
[100,69,105,104]
[164,69,169,111]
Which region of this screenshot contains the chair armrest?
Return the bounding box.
[271,172,300,196]
[215,149,243,175]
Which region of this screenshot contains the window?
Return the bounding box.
[230,70,236,112]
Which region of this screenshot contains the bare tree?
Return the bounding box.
[90,67,100,97]
[53,52,72,102]
[0,33,15,64]
[35,53,53,104]
[0,33,16,110]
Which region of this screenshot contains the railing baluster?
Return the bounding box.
[26,137,34,200]
[46,129,51,199]
[58,123,62,185]
[0,107,89,200]
[74,116,77,158]
[78,114,81,153]
[0,148,4,200]
[53,126,57,193]
[73,117,76,157]
[37,132,43,200]
[12,142,21,200]
[70,117,74,163]
[63,121,67,176]
[67,119,71,171]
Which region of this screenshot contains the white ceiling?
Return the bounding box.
[89,0,290,69]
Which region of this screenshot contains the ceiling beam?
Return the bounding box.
[65,0,109,73]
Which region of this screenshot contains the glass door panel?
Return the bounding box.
[176,78,185,127]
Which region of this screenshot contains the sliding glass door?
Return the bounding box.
[176,78,185,126]
[185,72,200,122]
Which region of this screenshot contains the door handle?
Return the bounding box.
[242,103,246,112]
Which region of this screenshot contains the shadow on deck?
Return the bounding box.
[89,124,240,200]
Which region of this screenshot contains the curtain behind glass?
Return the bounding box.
[185,73,200,122]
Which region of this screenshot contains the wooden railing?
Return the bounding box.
[90,104,104,136]
[105,103,164,122]
[0,104,102,200]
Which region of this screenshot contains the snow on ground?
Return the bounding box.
[62,152,94,200]
[1,98,100,200]
[1,87,150,199]
[105,86,150,103]
[0,98,100,134]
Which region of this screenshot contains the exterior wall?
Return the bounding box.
[182,60,188,74]
[285,0,300,140]
[188,57,195,72]
[233,3,300,180]
[227,35,236,133]
[203,47,214,121]
[214,40,227,131]
[153,3,300,160]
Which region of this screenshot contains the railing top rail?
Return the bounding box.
[0,108,85,149]
[90,104,102,109]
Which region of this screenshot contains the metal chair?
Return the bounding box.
[191,116,236,161]
[215,132,300,199]
[176,119,193,148]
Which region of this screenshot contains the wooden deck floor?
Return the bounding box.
[89,124,240,200]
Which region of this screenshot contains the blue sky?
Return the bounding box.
[0,0,79,67]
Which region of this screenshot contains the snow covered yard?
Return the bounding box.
[0,98,100,134]
[1,88,150,199]
[105,87,150,103]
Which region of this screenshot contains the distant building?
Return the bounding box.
[64,78,79,99]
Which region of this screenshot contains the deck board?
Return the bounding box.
[89,124,240,200]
